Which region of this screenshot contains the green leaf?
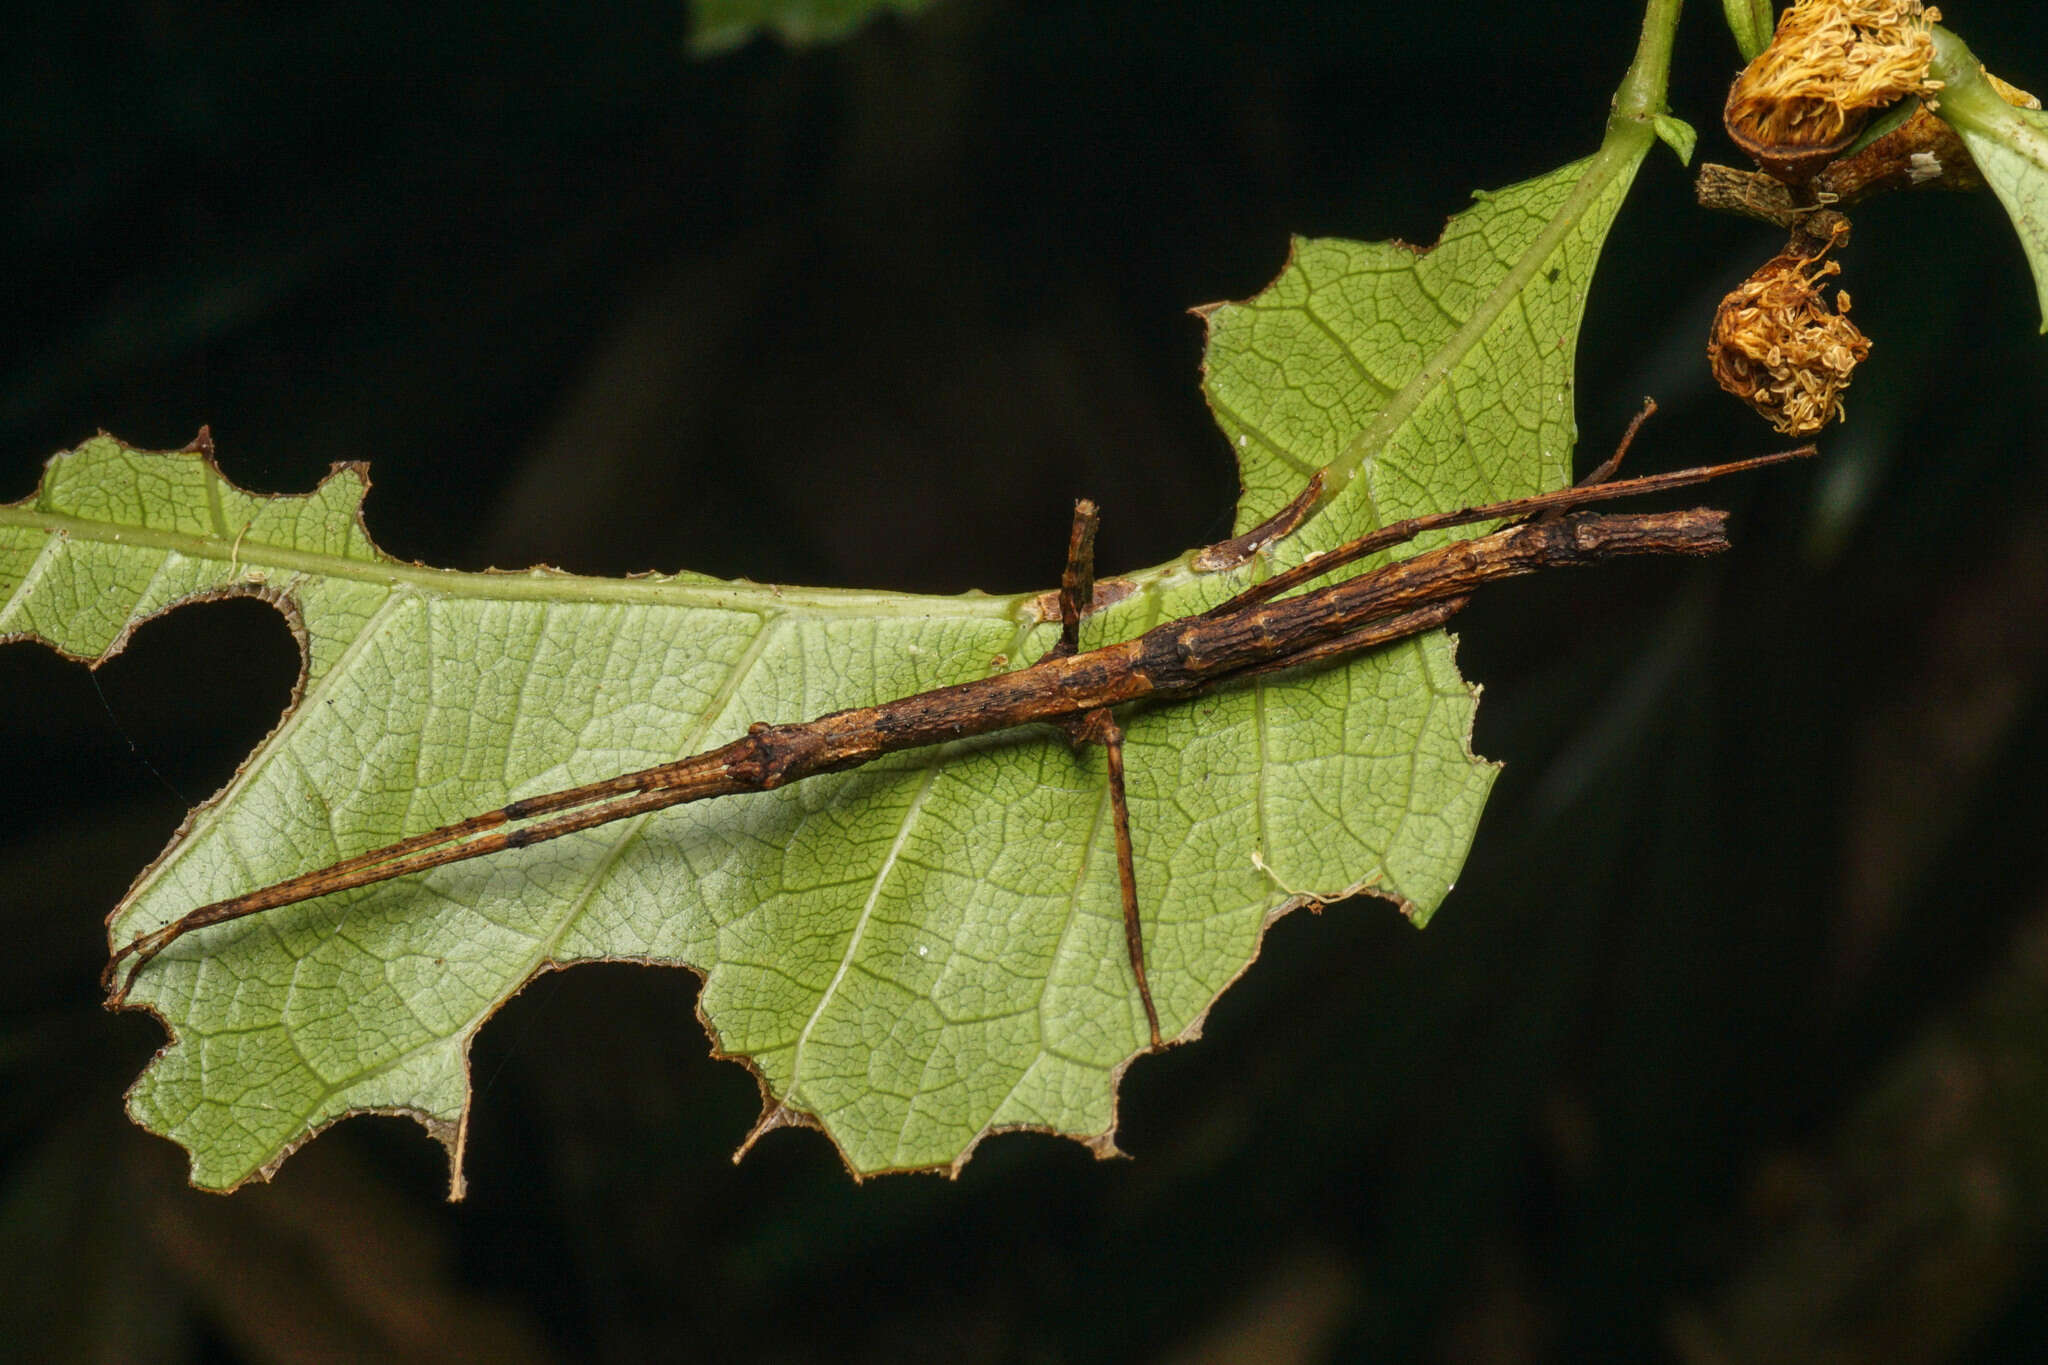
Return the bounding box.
[1,100,1658,1197]
[1652,113,1698,166]
[1930,25,2048,333]
[1721,0,1776,63]
[688,0,936,56]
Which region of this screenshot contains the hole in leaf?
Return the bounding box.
[91,595,303,813]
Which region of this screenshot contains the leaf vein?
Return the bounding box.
[789,761,946,1106]
[0,529,65,632]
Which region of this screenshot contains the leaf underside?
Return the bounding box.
[0,128,1648,1193]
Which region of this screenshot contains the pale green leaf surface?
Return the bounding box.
[1932,25,2048,332]
[688,0,936,56]
[1,110,1654,1192]
[1196,141,1643,572]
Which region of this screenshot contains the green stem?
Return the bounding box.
[1614,0,1686,126]
[1925,24,2014,134]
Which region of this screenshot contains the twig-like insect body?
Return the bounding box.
[103,442,1813,1008]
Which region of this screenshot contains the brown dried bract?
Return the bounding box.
[1987,71,2044,111]
[1726,0,1942,183]
[1820,72,2038,199]
[1709,212,1872,436]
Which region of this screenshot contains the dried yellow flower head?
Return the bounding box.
[1726,0,1943,182]
[1709,213,1873,436]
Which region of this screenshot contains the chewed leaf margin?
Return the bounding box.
[0,431,360,668]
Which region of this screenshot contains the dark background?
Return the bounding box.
[5,2,2048,1360]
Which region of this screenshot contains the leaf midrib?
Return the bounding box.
[1319,129,1650,507]
[0,501,1036,621]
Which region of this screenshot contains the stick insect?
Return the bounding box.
[104,420,1814,1046]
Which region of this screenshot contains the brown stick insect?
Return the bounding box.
[104,415,1815,1045]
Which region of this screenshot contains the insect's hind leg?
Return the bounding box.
[1046,497,1162,1050]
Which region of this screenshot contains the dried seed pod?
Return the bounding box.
[1709,212,1873,436]
[1725,0,1943,183]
